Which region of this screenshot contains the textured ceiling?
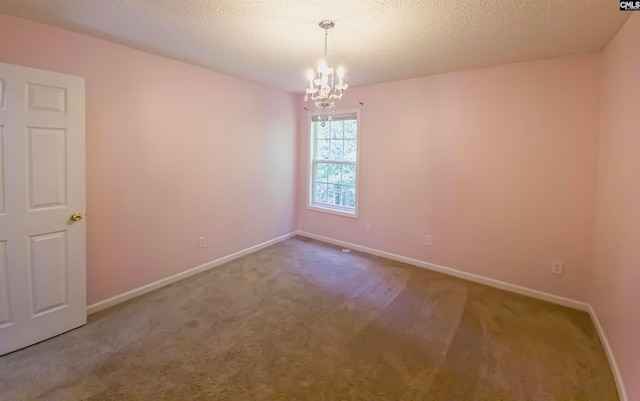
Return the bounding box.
[0,0,629,92]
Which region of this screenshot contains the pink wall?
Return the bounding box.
[0,15,297,304]
[0,11,635,399]
[297,54,601,302]
[593,14,640,401]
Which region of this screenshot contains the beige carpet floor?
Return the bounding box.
[0,236,618,400]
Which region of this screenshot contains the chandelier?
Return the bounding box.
[303,20,348,117]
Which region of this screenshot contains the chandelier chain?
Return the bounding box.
[324,28,328,59]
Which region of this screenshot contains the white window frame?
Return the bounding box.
[307,108,361,218]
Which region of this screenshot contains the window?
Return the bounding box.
[308,111,359,217]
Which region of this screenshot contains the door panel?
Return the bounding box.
[0,241,10,327]
[0,125,5,214]
[0,62,85,355]
[28,127,67,210]
[26,83,67,114]
[29,231,68,316]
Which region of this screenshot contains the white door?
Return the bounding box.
[0,63,86,355]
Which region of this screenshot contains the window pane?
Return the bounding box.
[317,139,330,160]
[342,164,356,186]
[317,122,331,139]
[343,139,357,161]
[314,182,328,204]
[327,183,341,206]
[344,120,357,138]
[329,140,343,160]
[327,163,342,184]
[331,120,344,139]
[341,185,356,208]
[315,163,328,182]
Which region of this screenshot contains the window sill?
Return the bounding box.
[307,203,358,219]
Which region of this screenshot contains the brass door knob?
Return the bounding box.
[70,212,83,222]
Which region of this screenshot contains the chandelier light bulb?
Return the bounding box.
[337,66,345,86]
[318,59,327,73]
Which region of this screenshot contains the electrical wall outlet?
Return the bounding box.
[198,236,206,249]
[366,224,373,234]
[424,235,432,246]
[551,260,564,275]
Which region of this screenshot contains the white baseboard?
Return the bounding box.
[296,231,589,311]
[588,305,628,401]
[86,231,297,315]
